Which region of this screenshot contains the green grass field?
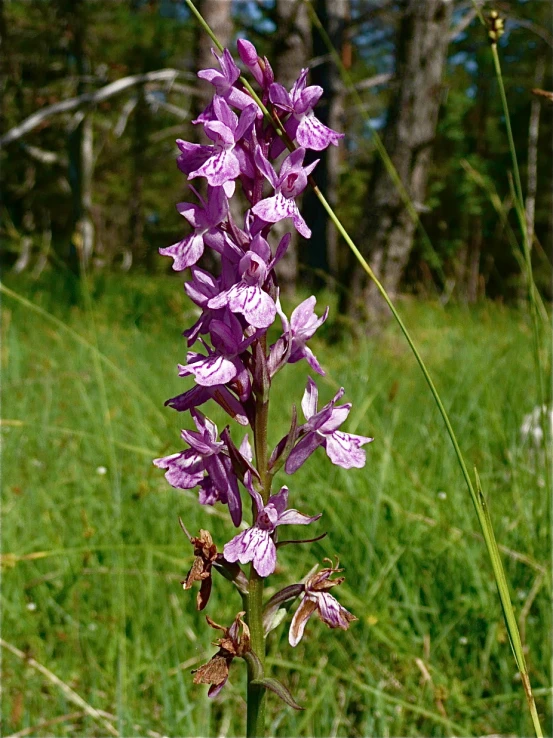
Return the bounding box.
[1,273,551,737]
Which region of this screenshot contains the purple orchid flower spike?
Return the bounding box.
[252,148,318,238]
[153,410,242,525]
[159,186,228,271]
[207,234,278,329]
[269,68,344,156]
[197,48,257,113]
[187,98,257,187]
[285,378,373,474]
[224,473,321,577]
[288,296,329,375]
[289,562,357,647]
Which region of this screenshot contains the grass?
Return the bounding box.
[1,272,551,737]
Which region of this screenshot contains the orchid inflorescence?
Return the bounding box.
[154,39,372,722]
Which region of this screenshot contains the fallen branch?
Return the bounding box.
[0,69,183,147]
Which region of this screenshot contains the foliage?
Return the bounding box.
[1,275,551,736]
[2,1,551,301]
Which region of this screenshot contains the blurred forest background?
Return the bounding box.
[1,0,552,312]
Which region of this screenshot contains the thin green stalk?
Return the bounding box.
[490,43,550,483]
[246,569,266,738]
[78,260,127,735]
[246,337,271,737]
[182,4,544,734]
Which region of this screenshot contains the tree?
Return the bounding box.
[349,0,453,325]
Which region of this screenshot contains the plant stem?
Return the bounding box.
[246,568,266,738]
[246,336,270,737]
[490,42,550,500]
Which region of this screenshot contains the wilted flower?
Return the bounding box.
[193,612,251,697]
[289,561,357,647]
[182,528,219,610]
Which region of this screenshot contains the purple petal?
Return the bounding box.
[223,527,276,577]
[324,431,372,469]
[207,454,242,527]
[239,434,253,463]
[228,285,276,329]
[296,114,344,151]
[176,201,204,228]
[235,104,258,141]
[291,209,311,239]
[205,186,229,226]
[159,233,205,271]
[319,403,351,434]
[185,267,220,305]
[212,96,238,132]
[182,354,238,386]
[252,193,296,225]
[301,378,319,419]
[176,140,212,175]
[219,49,240,85]
[189,149,241,187]
[268,485,288,515]
[276,509,321,526]
[317,592,354,629]
[153,452,205,489]
[301,345,326,376]
[208,676,228,698]
[285,431,324,474]
[253,148,279,188]
[165,385,211,413]
[244,472,264,517]
[269,83,293,111]
[279,147,306,179]
[297,85,324,113]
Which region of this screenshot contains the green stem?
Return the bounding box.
[246,569,266,738]
[246,336,271,737]
[490,43,550,497]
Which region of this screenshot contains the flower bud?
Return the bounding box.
[237,38,264,86]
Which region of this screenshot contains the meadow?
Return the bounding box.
[1,273,551,737]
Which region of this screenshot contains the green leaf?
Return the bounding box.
[250,677,304,711]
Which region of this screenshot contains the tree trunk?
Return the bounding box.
[303,0,348,290]
[350,0,452,327]
[273,0,312,293]
[66,0,94,276]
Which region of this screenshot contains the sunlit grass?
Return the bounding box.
[1,274,551,736]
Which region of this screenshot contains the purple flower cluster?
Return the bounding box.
[154,40,371,700]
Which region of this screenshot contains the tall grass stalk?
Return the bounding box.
[184,2,544,734]
[470,0,550,498]
[77,256,127,735]
[490,43,550,489]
